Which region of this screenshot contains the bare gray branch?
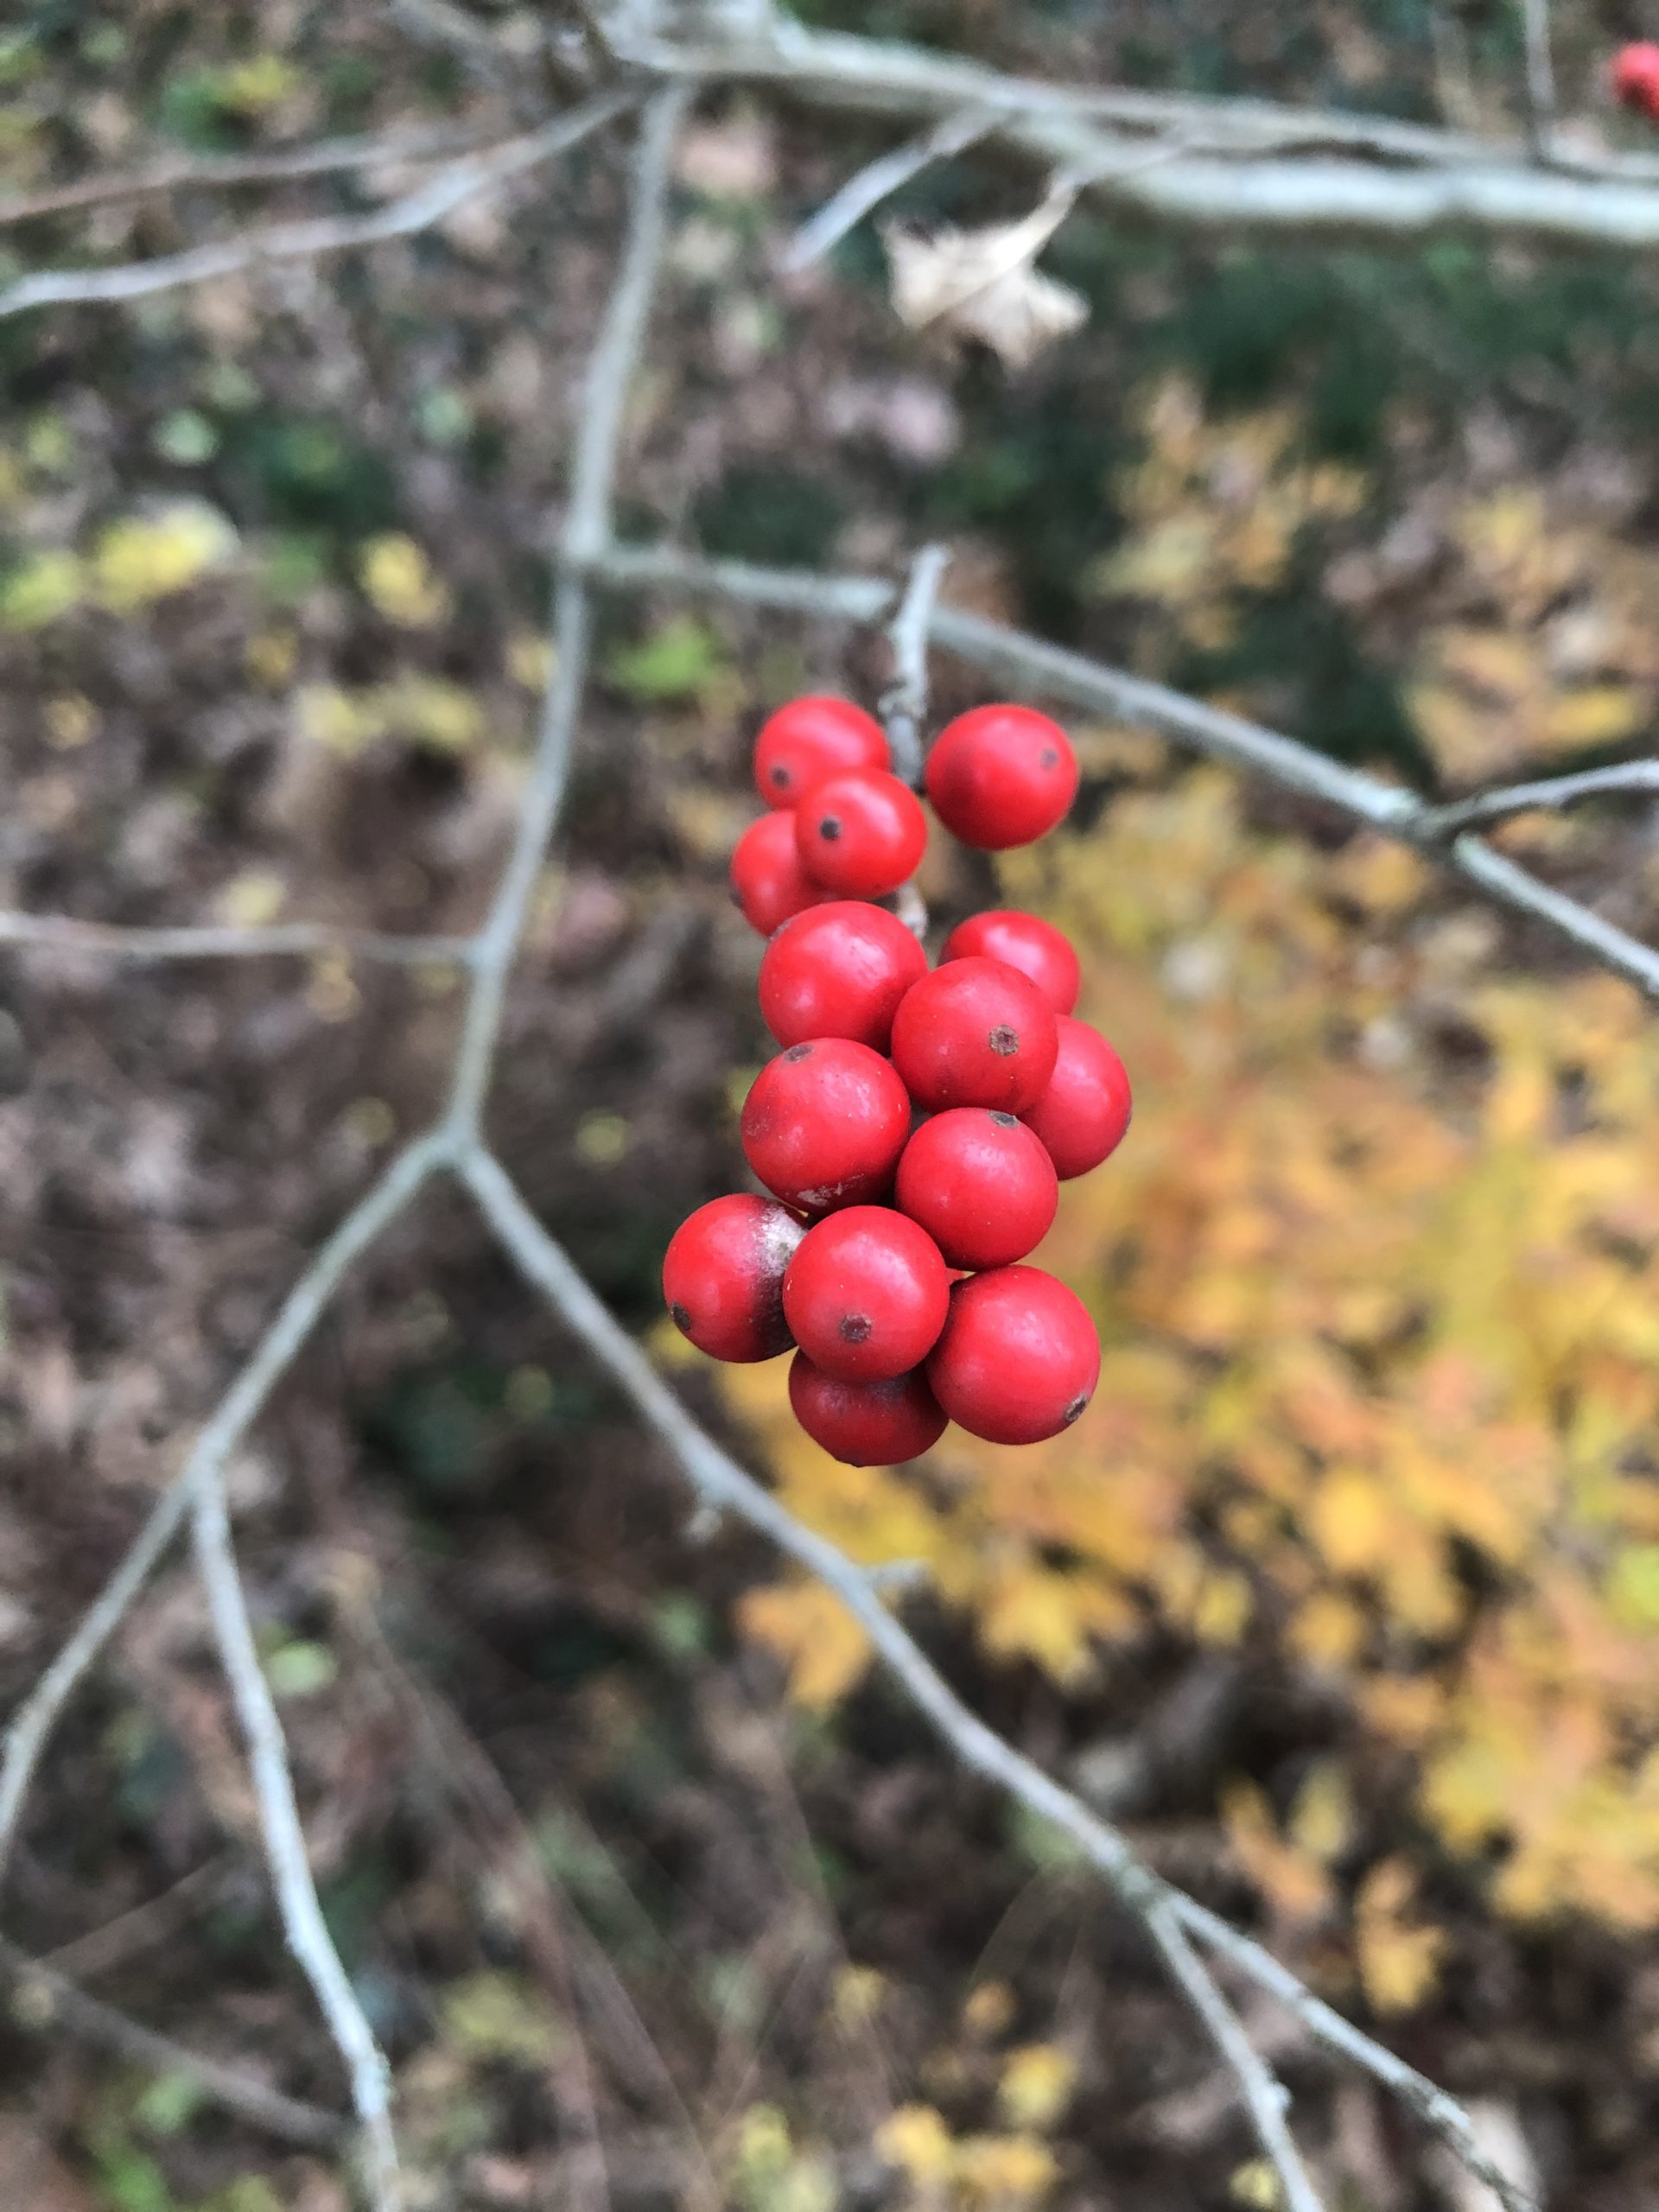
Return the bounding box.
[457,1149,1535,2212]
[583,540,1659,1003]
[0,94,632,320]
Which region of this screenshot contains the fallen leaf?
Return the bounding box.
[883,195,1086,371]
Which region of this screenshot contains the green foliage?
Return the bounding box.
[607,613,734,703]
[694,462,846,568]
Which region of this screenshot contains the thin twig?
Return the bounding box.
[0,86,683,2202]
[614,15,1659,248]
[880,541,950,786]
[582,541,1659,1005]
[0,914,474,966]
[1141,1901,1324,2212]
[442,85,691,1140]
[192,1476,400,2209]
[782,106,994,270]
[1417,759,1659,836]
[0,1934,346,2151]
[0,1130,447,1881]
[42,1857,229,1980]
[456,1151,1535,2212]
[0,123,500,227]
[0,92,632,320]
[1520,0,1558,160]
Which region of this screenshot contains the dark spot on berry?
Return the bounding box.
[988,1025,1020,1057]
[839,1313,872,1342]
[1039,747,1058,769]
[817,815,842,841]
[770,765,790,788]
[670,1302,692,1332]
[989,1111,1018,1127]
[1063,1391,1089,1425]
[783,1043,814,1062]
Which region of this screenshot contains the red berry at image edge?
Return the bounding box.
[1613,41,1659,115]
[753,696,889,810]
[784,1205,950,1381]
[730,810,823,938]
[895,1108,1058,1272]
[795,769,928,899]
[925,704,1078,850]
[789,1352,948,1465]
[926,1265,1101,1446]
[1020,1016,1133,1180]
[760,900,927,1052]
[741,1039,912,1213]
[661,1194,805,1363]
[940,909,1080,1015]
[890,956,1059,1114]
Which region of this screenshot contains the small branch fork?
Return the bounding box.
[8,22,1637,2212]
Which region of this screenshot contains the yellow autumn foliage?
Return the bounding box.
[725,764,1659,1942]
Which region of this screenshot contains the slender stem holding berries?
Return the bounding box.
[882,541,951,786]
[191,1481,400,2209]
[1416,758,1659,836]
[457,1149,1533,2212]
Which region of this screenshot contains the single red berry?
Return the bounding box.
[889,957,1058,1114]
[662,1194,805,1363]
[795,769,928,898]
[753,696,889,810]
[925,704,1078,849]
[730,810,824,938]
[1612,41,1659,115]
[926,1265,1100,1445]
[760,900,928,1052]
[789,1352,947,1465]
[741,1039,912,1213]
[783,1205,950,1381]
[894,1109,1058,1271]
[1020,1017,1132,1180]
[939,909,1080,1015]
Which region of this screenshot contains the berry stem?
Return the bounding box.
[880,541,951,788]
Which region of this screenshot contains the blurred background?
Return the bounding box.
[4,2,1659,2207]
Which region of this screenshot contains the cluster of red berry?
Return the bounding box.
[1614,41,1659,118]
[663,696,1132,1467]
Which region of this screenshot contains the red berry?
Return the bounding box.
[753,696,889,810]
[789,1352,947,1465]
[894,1109,1058,1271]
[795,769,928,898]
[1613,41,1659,115]
[760,900,928,1052]
[925,704,1078,850]
[939,909,1080,1015]
[889,957,1058,1114]
[926,1266,1100,1445]
[730,810,824,938]
[741,1039,912,1213]
[662,1194,805,1363]
[1020,1017,1132,1180]
[783,1205,950,1381]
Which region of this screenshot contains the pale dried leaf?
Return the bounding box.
[883,207,1087,372]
